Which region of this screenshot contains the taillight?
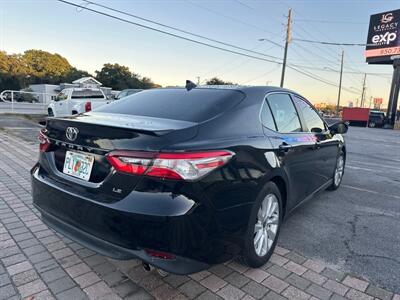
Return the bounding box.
[106,150,234,180]
[85,101,91,112]
[145,249,175,260]
[38,130,51,153]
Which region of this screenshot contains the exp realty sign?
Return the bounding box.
[365,9,400,64]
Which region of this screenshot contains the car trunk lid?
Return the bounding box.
[42,113,198,195]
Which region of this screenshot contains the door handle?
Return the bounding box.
[279,143,293,153]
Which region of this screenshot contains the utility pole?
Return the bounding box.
[336,50,344,116]
[360,73,367,107]
[280,8,292,88]
[196,76,200,85]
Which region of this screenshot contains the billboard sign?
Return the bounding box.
[365,9,400,64]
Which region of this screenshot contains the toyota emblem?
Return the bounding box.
[66,127,79,141]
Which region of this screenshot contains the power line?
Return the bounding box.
[58,0,361,94]
[293,38,371,47]
[57,0,282,64]
[294,18,367,25]
[201,43,279,83]
[233,0,253,10]
[291,7,368,72]
[81,0,282,61]
[292,13,370,86]
[185,0,284,48]
[291,41,339,66]
[288,64,391,78]
[240,66,280,85]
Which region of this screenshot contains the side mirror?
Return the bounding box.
[329,121,348,135]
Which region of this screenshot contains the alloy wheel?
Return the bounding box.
[254,194,280,257]
[334,155,344,186]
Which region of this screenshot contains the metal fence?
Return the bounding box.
[0,90,57,115]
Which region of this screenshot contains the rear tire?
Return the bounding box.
[242,182,282,268]
[327,151,345,191]
[48,108,54,117]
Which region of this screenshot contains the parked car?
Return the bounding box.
[368,110,385,128]
[47,88,112,117]
[32,87,347,275]
[115,89,143,100]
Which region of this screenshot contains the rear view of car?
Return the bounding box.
[33,88,246,274]
[368,110,385,128]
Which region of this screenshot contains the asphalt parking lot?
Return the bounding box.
[279,126,400,293]
[1,114,400,299]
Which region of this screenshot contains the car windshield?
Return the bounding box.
[96,88,245,122]
[71,90,104,99]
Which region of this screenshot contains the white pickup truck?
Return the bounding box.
[47,88,112,117]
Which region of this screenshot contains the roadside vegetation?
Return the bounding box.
[0,49,160,91]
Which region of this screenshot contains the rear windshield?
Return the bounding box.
[95,88,245,122]
[71,90,105,99]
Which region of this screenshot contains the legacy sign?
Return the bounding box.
[365,9,400,63]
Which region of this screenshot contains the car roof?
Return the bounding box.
[159,85,296,95]
[157,86,301,105]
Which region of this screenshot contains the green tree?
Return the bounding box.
[62,67,91,83]
[95,63,157,90]
[0,51,29,91]
[140,76,159,89]
[205,77,235,85]
[22,49,72,83]
[0,50,160,92]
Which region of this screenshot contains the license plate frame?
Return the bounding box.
[62,150,95,181]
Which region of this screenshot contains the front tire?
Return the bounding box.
[328,151,345,190]
[242,182,282,268]
[368,121,375,128]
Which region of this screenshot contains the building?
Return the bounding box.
[27,77,115,103]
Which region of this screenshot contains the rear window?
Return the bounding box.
[96,88,245,122]
[71,90,105,99]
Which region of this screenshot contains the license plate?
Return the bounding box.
[63,151,94,181]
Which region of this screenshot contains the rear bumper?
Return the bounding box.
[36,204,208,274]
[31,164,230,274]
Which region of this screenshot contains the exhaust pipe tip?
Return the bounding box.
[142,262,151,272]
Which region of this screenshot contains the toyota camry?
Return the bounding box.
[31,86,347,274]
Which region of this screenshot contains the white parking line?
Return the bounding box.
[346,165,375,172]
[347,164,400,173]
[342,184,400,200]
[350,160,400,170]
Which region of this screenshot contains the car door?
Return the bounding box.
[291,94,339,192]
[261,92,317,209]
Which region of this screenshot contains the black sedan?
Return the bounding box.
[31,86,347,274]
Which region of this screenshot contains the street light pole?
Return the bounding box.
[360,73,367,108]
[280,8,292,88]
[337,50,344,116]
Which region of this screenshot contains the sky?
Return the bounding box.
[0,0,398,106]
